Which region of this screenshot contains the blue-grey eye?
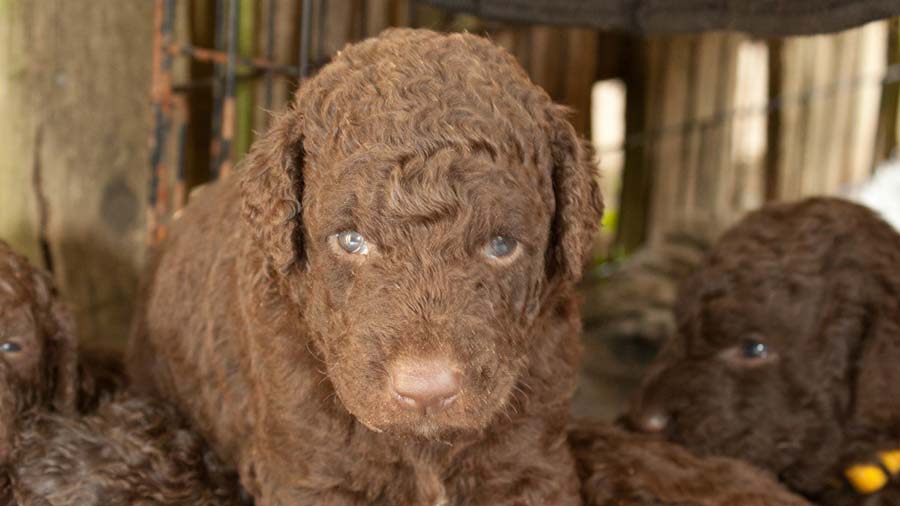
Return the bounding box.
[741,340,768,359]
[0,341,21,353]
[337,231,368,255]
[486,236,517,259]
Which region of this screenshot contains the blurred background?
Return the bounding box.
[1,0,899,420]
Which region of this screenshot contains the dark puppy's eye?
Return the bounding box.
[485,236,518,260]
[719,334,777,367]
[741,339,769,359]
[0,341,21,353]
[336,231,369,255]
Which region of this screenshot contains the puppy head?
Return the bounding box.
[241,29,602,438]
[628,198,900,493]
[0,242,77,461]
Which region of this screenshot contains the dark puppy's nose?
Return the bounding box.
[389,360,461,413]
[631,408,670,433]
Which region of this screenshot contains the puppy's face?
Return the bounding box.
[0,258,66,462]
[0,285,47,388]
[241,30,603,441]
[302,149,554,438]
[627,198,900,495]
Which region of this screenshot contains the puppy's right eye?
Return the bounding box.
[335,231,369,255]
[0,341,21,353]
[719,335,777,367]
[740,340,768,359]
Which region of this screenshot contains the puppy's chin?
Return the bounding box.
[380,419,475,442]
[340,389,515,443]
[348,403,494,441]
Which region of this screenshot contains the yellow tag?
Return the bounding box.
[845,464,889,495]
[879,450,900,476]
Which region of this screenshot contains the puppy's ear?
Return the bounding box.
[31,271,78,413]
[845,299,900,435]
[240,108,306,272]
[546,106,604,283]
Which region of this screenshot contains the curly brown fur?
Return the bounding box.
[568,420,811,506]
[127,28,603,505]
[0,240,242,505]
[11,394,242,506]
[628,198,900,505]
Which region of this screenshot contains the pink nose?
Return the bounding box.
[389,360,461,413]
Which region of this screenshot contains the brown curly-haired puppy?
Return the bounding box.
[0,240,241,505]
[569,420,811,506]
[127,28,603,505]
[628,198,900,505]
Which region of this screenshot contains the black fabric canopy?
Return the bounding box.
[421,0,900,35]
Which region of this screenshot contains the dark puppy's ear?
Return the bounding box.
[845,298,900,435]
[240,108,306,272]
[546,105,604,283]
[31,271,78,413]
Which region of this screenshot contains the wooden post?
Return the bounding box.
[0,0,153,349]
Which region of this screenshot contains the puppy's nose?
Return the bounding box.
[389,360,461,413]
[632,409,670,433]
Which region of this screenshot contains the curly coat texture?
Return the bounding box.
[11,395,242,506]
[127,28,604,505]
[628,198,900,505]
[568,420,811,506]
[0,240,241,506]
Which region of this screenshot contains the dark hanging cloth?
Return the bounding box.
[419,0,900,35]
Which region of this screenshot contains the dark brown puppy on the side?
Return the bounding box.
[569,420,811,506]
[128,28,603,505]
[628,198,900,506]
[0,240,241,505]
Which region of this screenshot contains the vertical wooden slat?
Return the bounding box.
[528,27,565,99]
[845,21,889,181]
[765,38,784,202]
[708,35,740,221]
[366,0,392,36]
[682,34,721,217]
[773,39,806,199]
[614,36,651,254]
[185,0,216,189]
[562,29,598,136]
[874,19,900,165]
[825,29,859,192]
[731,40,768,212]
[234,0,257,163]
[645,35,692,242]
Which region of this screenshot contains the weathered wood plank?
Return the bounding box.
[0,0,42,266]
[0,0,153,348]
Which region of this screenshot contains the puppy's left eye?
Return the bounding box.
[484,236,518,260]
[336,231,369,255]
[0,341,22,353]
